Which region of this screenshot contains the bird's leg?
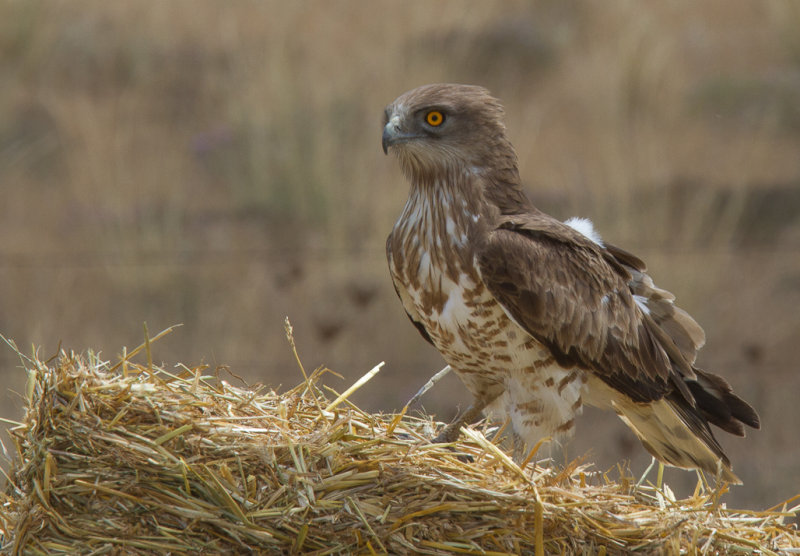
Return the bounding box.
[512,431,528,464]
[512,433,557,471]
[432,397,491,444]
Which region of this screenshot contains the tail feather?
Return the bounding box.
[585,376,743,483]
[600,241,759,482]
[611,396,741,484]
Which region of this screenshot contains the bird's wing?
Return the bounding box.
[477,213,759,435]
[476,214,693,404]
[603,240,707,366]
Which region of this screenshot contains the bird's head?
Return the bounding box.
[382,84,517,183]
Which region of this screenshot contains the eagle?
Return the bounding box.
[382,83,759,482]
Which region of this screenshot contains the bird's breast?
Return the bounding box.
[388,199,587,442]
[391,215,547,374]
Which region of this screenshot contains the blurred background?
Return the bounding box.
[1,0,798,510]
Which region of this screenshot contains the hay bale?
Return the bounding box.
[1,337,799,554]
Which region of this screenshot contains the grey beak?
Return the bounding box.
[382,125,392,155]
[382,122,419,155]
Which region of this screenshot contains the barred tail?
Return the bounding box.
[612,396,741,483]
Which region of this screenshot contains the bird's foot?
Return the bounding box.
[432,404,485,444]
[432,422,464,445]
[431,403,487,462]
[432,417,474,462]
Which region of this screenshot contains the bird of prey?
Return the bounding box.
[382,83,759,482]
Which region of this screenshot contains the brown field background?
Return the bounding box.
[1,1,798,510]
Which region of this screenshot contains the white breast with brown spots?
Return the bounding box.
[389,189,586,450]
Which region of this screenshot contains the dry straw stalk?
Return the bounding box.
[0,328,798,555]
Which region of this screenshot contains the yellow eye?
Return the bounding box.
[425,110,444,126]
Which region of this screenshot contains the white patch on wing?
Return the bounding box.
[601,293,611,306]
[633,294,650,315]
[564,217,603,246]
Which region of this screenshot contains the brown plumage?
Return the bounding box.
[383,83,759,482]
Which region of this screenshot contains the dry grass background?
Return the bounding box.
[0,0,799,513]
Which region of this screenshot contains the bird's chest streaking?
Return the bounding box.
[387,186,586,445]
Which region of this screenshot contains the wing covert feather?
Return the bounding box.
[477,223,675,403]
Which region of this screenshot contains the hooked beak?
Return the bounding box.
[381,125,393,155]
[382,119,420,155]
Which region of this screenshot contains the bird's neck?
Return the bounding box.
[403,160,531,223]
[394,164,530,257]
[389,171,479,285]
[398,173,477,237]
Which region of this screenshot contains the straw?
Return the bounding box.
[0,335,798,554]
